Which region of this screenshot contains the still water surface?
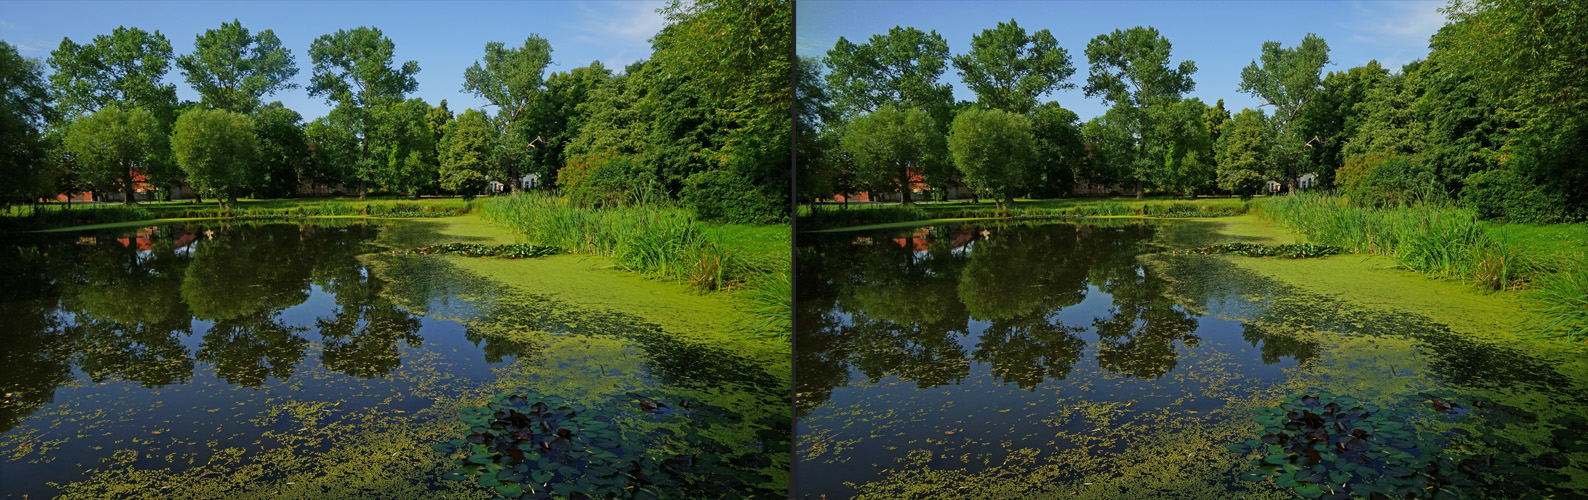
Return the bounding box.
[0,220,786,498]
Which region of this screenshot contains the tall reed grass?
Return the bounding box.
[482,192,791,338]
[1265,192,1588,342]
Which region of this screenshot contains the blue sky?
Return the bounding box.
[0,0,667,121]
[798,0,1449,120]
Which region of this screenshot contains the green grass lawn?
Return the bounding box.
[2,196,483,232]
[800,196,1262,230]
[1485,221,1588,267]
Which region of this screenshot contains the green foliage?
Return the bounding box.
[434,391,781,499]
[482,193,783,295]
[0,41,55,202]
[1176,242,1343,258]
[951,19,1075,114]
[462,36,554,193]
[48,26,178,118]
[171,108,257,205]
[175,20,298,113]
[681,168,783,224]
[64,105,164,204]
[1263,193,1539,291]
[947,108,1035,208]
[558,153,659,209]
[438,108,492,200]
[391,242,559,259]
[1216,109,1271,199]
[371,98,440,197]
[821,26,954,119]
[1083,26,1198,197]
[249,103,310,198]
[841,104,942,204]
[306,26,419,197]
[1459,169,1559,223]
[522,62,613,189]
[1232,392,1581,499]
[1238,33,1330,188]
[1026,102,1085,198]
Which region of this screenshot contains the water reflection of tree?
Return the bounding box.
[60,230,198,387]
[196,312,309,387]
[796,221,1215,409]
[0,244,77,433]
[315,266,424,379]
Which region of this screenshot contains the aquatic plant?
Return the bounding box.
[393,242,561,259]
[1528,257,1588,342]
[433,391,782,499]
[1232,392,1582,499]
[1176,243,1344,259]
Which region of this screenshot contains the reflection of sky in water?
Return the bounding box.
[794,221,1312,498]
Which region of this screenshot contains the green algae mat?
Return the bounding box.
[0,216,789,499]
[794,217,1587,499]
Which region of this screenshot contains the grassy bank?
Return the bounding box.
[1,197,478,232]
[481,192,791,339]
[799,197,1255,231]
[1262,193,1587,341]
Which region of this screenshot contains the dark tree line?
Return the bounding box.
[2,0,790,223]
[800,1,1588,222]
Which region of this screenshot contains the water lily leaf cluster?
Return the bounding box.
[1177,242,1343,258]
[1230,392,1580,499]
[393,243,562,259]
[433,391,783,499]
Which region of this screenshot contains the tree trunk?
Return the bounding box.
[1135,181,1144,200]
[359,181,368,200]
[123,171,136,206]
[899,187,911,205]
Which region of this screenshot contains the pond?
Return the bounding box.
[794,218,1588,499]
[0,219,789,499]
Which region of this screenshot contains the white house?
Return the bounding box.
[1266,172,1319,193]
[487,173,540,193]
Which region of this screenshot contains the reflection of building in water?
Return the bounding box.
[889,227,976,252]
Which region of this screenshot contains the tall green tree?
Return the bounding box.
[1026,102,1085,198]
[521,62,611,189]
[303,110,358,190]
[171,108,257,206]
[1216,109,1272,199]
[49,27,181,195]
[1083,26,1197,198]
[951,19,1076,114]
[175,20,298,113]
[1238,34,1331,192]
[370,98,438,198]
[307,27,420,198]
[250,103,311,198]
[948,108,1035,209]
[1,41,56,204]
[840,104,941,204]
[461,36,553,193]
[1295,61,1386,189]
[1148,97,1216,196]
[1078,112,1135,190]
[655,0,792,222]
[63,106,163,204]
[823,26,955,119]
[438,109,494,200]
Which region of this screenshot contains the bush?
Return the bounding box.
[557,153,661,209]
[1460,169,1560,223]
[680,169,786,225]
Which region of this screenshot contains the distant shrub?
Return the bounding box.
[1461,169,1560,223]
[558,153,661,209]
[681,169,785,224]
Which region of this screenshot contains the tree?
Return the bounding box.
[461,36,553,193]
[172,108,256,207]
[1238,34,1331,192]
[655,0,792,223]
[1079,112,1136,190]
[521,62,611,189]
[1216,109,1272,199]
[797,55,839,204]
[63,106,162,205]
[369,98,438,198]
[1,41,56,205]
[48,26,177,117]
[948,108,1035,209]
[439,109,494,200]
[307,27,420,199]
[304,110,358,190]
[1298,61,1387,189]
[1083,26,1197,198]
[840,104,941,204]
[951,19,1076,114]
[49,27,181,195]
[175,20,298,113]
[823,26,954,119]
[1026,102,1086,198]
[250,103,311,198]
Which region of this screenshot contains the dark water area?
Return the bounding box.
[793,219,1588,498]
[0,220,789,498]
